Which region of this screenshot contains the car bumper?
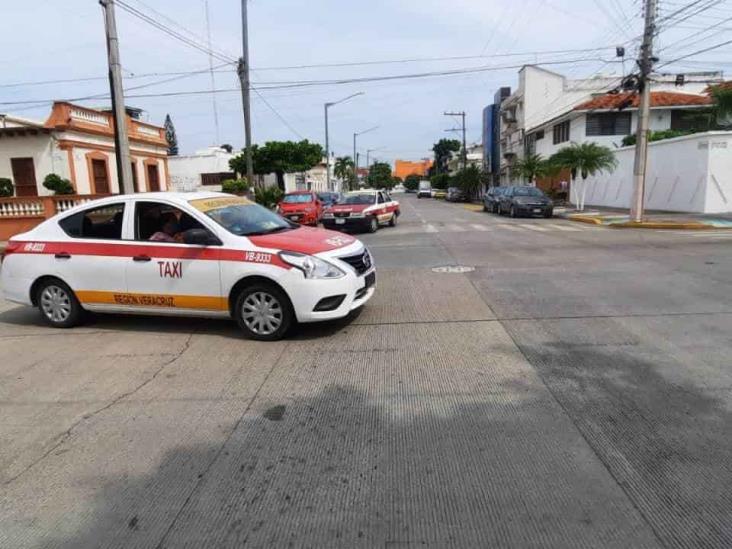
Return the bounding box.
[0,265,33,306]
[288,267,377,323]
[322,216,372,232]
[282,212,318,225]
[515,204,553,216]
[417,192,431,198]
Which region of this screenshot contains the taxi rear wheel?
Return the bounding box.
[368,217,379,233]
[234,283,294,341]
[35,278,83,328]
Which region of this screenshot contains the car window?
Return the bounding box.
[377,193,385,204]
[59,203,126,240]
[513,187,545,197]
[189,196,296,237]
[339,193,376,205]
[135,201,209,243]
[281,194,313,204]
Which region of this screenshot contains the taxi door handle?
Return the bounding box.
[54,252,71,259]
[132,255,151,262]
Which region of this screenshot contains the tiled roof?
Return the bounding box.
[574,91,712,111]
[705,81,732,93]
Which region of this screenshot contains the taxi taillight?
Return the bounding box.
[1,241,20,263]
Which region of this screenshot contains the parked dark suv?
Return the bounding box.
[483,186,505,213]
[498,186,553,218]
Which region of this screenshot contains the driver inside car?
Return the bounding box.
[149,213,183,243]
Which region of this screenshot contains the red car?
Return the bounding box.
[322,190,400,233]
[277,191,323,226]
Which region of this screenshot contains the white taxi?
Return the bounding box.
[0,192,376,340]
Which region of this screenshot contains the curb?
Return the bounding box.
[567,216,604,225]
[464,204,485,212]
[609,221,724,230]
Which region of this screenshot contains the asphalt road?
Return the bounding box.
[1,194,731,548]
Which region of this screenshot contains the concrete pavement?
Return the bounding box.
[1,194,731,547]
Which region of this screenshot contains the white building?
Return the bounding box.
[0,102,169,196]
[283,157,335,193]
[498,65,723,184]
[447,143,483,174]
[167,146,236,192]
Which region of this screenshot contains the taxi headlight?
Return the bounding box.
[279,251,345,279]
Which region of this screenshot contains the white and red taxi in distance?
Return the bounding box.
[321,190,400,233]
[0,192,376,340]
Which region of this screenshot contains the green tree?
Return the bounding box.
[432,138,461,174]
[403,174,420,191]
[334,156,355,189]
[430,173,451,190]
[549,143,617,211]
[0,177,13,197]
[366,162,394,189]
[43,174,74,195]
[221,178,250,194]
[513,153,551,185]
[164,114,178,156]
[230,140,324,190]
[710,85,732,127]
[454,165,482,199]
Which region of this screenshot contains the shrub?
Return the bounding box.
[42,173,74,195]
[430,173,451,190]
[0,177,13,197]
[622,129,694,147]
[254,186,283,210]
[221,178,250,194]
[403,174,420,191]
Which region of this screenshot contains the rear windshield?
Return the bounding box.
[281,194,313,204]
[513,187,545,197]
[189,197,295,237]
[339,194,376,205]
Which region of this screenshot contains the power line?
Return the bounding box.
[0,57,623,107]
[656,37,732,68]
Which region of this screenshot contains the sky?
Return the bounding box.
[1,0,729,164]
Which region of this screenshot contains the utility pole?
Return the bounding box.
[204,0,221,144]
[630,0,658,222]
[353,125,379,189]
[238,0,254,186]
[100,0,134,194]
[324,92,364,191]
[444,111,467,170]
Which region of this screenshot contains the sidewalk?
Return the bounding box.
[556,207,732,230]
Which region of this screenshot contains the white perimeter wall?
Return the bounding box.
[581,131,732,214]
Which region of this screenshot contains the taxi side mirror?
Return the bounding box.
[184,228,221,246]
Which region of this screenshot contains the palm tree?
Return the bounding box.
[334,156,355,189]
[513,153,550,185]
[549,143,617,211]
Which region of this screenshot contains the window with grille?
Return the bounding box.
[586,112,632,136]
[553,121,570,144]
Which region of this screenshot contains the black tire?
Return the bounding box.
[389,212,398,227]
[234,282,294,341]
[35,278,83,328]
[482,203,488,212]
[544,209,553,218]
[510,205,517,218]
[368,216,379,233]
[492,203,499,214]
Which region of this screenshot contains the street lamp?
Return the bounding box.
[366,147,384,170]
[324,92,364,191]
[353,125,379,187]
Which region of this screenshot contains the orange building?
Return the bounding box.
[393,159,433,180]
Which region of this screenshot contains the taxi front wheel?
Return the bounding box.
[234,283,294,341]
[35,278,83,329]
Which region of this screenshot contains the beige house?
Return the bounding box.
[0,102,169,197]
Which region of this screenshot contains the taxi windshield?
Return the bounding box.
[339,193,376,205]
[281,194,313,204]
[190,197,295,237]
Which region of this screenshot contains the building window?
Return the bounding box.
[553,121,570,144]
[670,109,715,132]
[201,172,236,186]
[146,163,161,192]
[536,129,545,140]
[586,112,632,136]
[525,133,537,155]
[91,159,110,194]
[10,158,38,197]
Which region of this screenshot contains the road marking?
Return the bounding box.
[424,224,438,233]
[447,224,467,232]
[500,225,524,232]
[470,224,491,231]
[519,224,548,232]
[548,223,582,232]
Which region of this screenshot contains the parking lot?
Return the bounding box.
[2,193,732,548]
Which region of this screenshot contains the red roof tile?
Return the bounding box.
[705,81,732,93]
[574,91,712,111]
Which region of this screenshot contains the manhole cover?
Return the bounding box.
[431,265,475,274]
